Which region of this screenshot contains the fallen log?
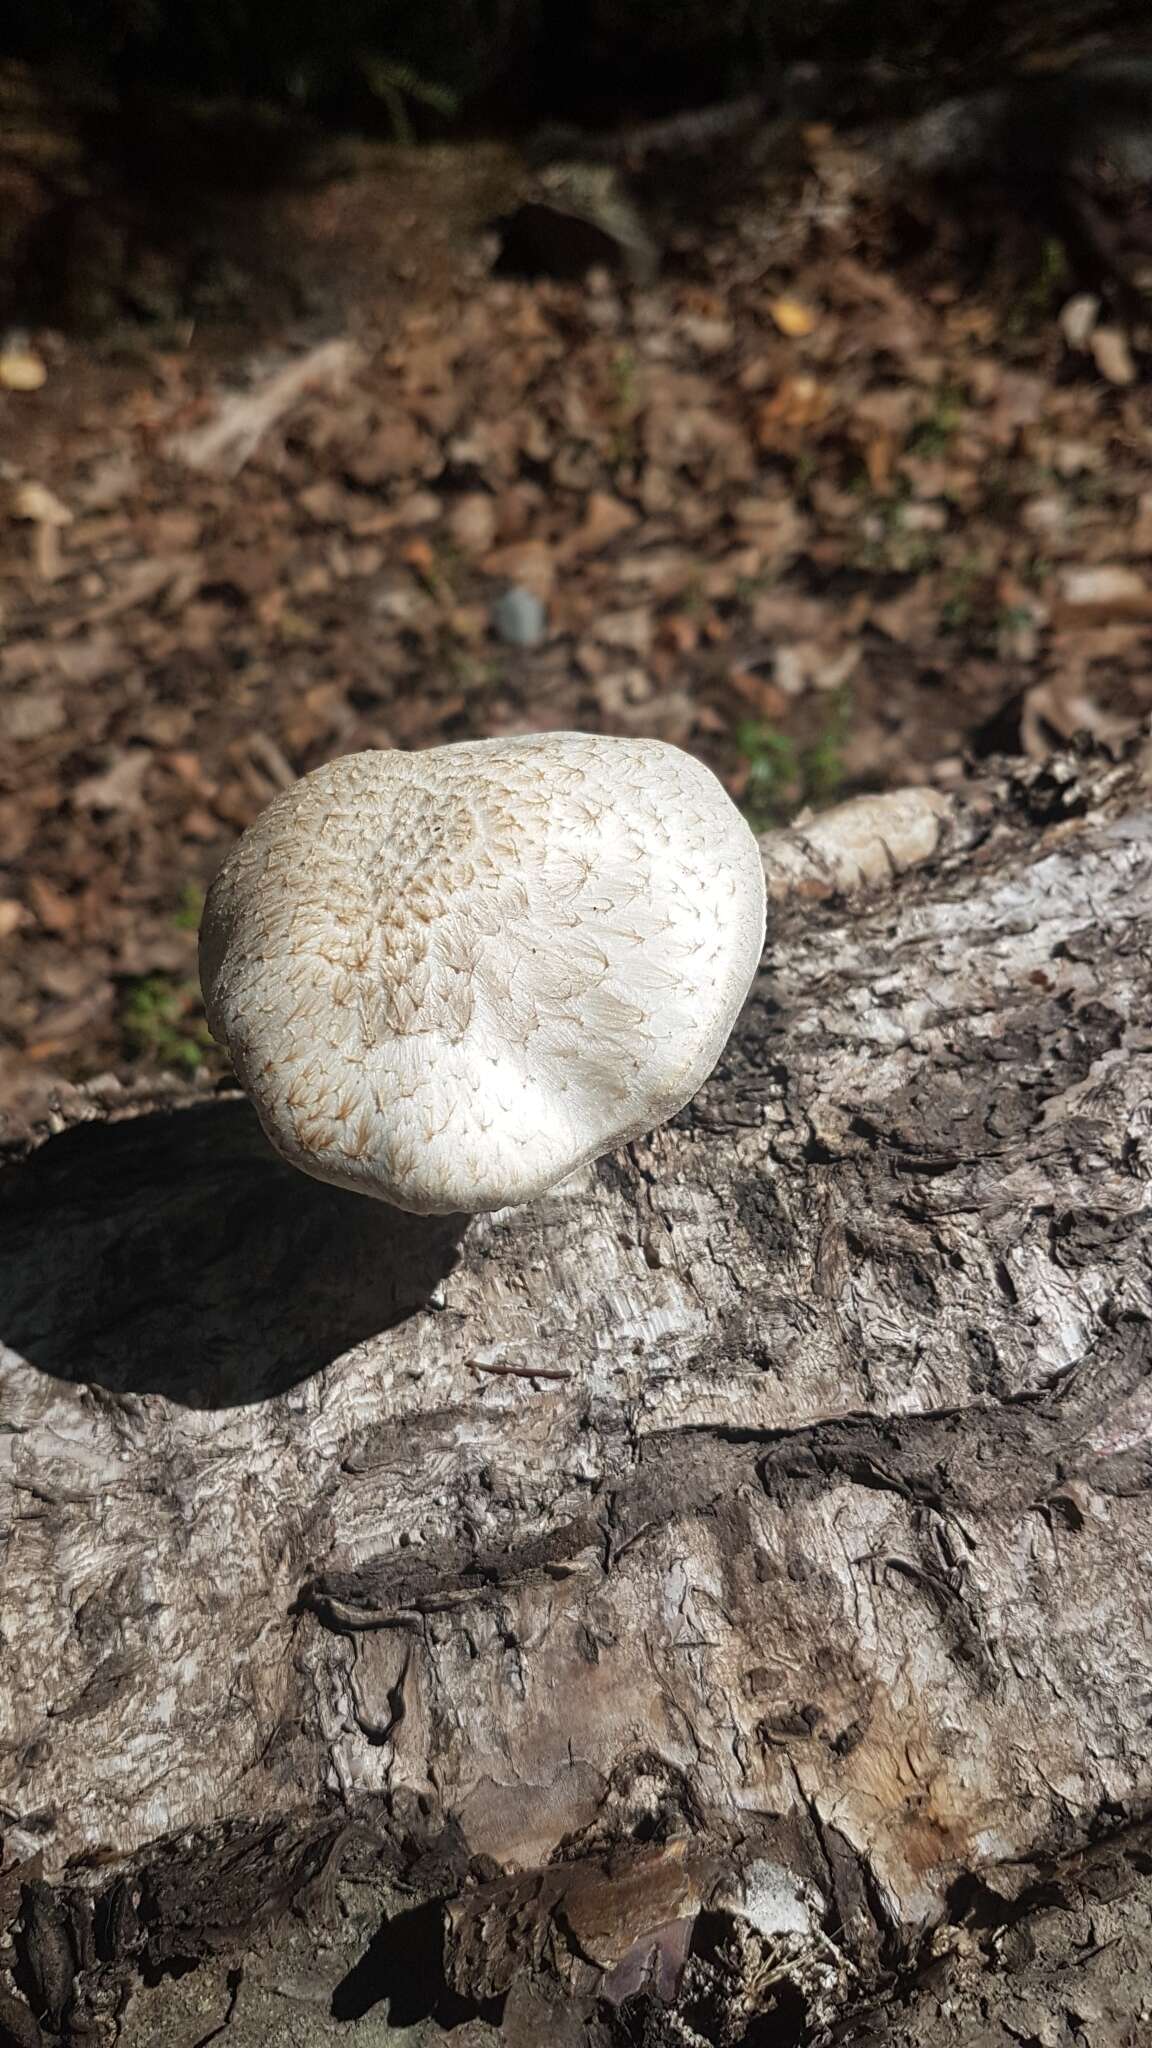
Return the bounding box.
[2,742,1151,2045]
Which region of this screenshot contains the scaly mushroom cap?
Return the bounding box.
[200,733,765,1214]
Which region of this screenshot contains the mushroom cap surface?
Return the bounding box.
[199,733,765,1214]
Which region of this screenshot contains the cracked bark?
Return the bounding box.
[1,747,1151,2047]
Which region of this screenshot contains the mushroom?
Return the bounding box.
[199,733,765,1215]
[11,479,72,581]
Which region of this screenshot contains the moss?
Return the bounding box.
[172,882,206,932]
[906,381,967,459]
[119,975,214,1072]
[737,687,852,830]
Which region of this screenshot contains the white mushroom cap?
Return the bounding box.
[199,733,765,1215]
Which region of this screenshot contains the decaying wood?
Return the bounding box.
[2,745,1152,2045]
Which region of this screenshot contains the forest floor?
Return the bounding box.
[1,119,1151,1125]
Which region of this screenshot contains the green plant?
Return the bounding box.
[850,484,942,576]
[119,975,214,1072]
[791,448,818,494]
[995,602,1034,635]
[737,688,852,830]
[1002,236,1072,334]
[608,347,641,470]
[939,553,987,634]
[906,382,966,459]
[804,687,852,807]
[172,882,205,931]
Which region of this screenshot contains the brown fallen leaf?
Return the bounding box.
[596,607,653,656]
[726,665,789,720]
[864,432,895,491]
[0,686,67,740]
[182,808,224,842]
[755,375,832,438]
[768,296,818,338]
[0,349,47,391]
[448,493,497,555]
[1090,326,1136,386]
[86,555,202,622]
[1020,680,1135,758]
[26,876,77,936]
[1059,293,1100,350]
[480,538,557,600]
[246,732,297,792]
[556,491,638,560]
[73,752,153,815]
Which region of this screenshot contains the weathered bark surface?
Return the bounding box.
[2,747,1151,2046]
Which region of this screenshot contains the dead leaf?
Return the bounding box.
[864,434,895,491]
[768,297,818,338]
[726,665,788,719]
[596,608,653,656]
[755,375,831,437]
[26,876,77,935]
[86,556,202,622]
[1131,494,1152,554]
[182,806,225,842]
[731,496,804,563]
[870,589,940,644]
[557,492,638,559]
[246,733,297,792]
[660,614,700,655]
[1059,294,1100,350]
[77,451,137,509]
[391,491,441,528]
[448,493,498,555]
[0,691,67,741]
[298,481,351,524]
[50,632,124,686]
[73,752,152,814]
[775,641,859,697]
[1090,327,1136,386]
[598,671,694,741]
[1020,680,1135,757]
[678,313,734,355]
[0,349,47,392]
[480,539,556,601]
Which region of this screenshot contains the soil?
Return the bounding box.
[1,109,1151,1125]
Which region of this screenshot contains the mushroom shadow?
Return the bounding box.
[0,1098,466,1407]
[330,1899,504,2029]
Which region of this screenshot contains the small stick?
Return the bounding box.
[468,1360,574,1382]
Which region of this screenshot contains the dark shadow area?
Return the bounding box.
[0,1098,465,1407]
[331,1898,505,2029]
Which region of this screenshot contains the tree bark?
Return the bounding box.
[2,744,1151,2047]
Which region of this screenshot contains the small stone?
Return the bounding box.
[492,586,547,648]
